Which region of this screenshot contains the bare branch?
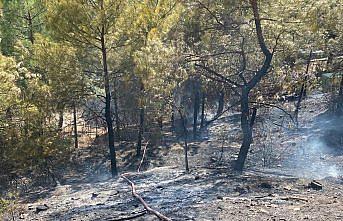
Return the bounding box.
[121,175,172,221]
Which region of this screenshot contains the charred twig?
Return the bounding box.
[137,141,150,173]
[121,175,172,221]
[106,210,147,221]
[280,196,309,202]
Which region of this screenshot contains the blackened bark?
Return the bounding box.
[294,51,312,127]
[250,107,257,128]
[235,0,273,172]
[27,10,34,44]
[113,80,121,140]
[180,111,189,172]
[101,19,118,177]
[137,106,145,158]
[193,82,200,138]
[235,88,252,171]
[200,92,206,128]
[136,82,145,158]
[216,90,225,117]
[158,116,163,130]
[73,104,78,149]
[58,109,64,132]
[171,109,175,131]
[294,83,305,127]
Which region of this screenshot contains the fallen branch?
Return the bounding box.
[280,196,309,202]
[137,141,150,173]
[121,175,172,221]
[106,210,147,221]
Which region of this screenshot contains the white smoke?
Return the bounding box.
[284,137,341,179]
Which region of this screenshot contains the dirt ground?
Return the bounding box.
[3,93,343,221]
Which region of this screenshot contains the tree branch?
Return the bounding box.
[121,175,172,221]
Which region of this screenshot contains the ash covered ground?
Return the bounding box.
[4,93,343,221]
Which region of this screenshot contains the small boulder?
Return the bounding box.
[91,193,99,199]
[308,180,323,190]
[35,204,49,213]
[259,182,273,189]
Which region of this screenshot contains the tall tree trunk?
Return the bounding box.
[27,10,34,44]
[136,82,145,158]
[193,84,200,138]
[235,88,252,171]
[200,92,206,128]
[113,79,121,140]
[73,103,78,149]
[58,108,64,132]
[216,90,225,117]
[179,110,189,172]
[294,51,312,127]
[171,109,175,131]
[294,83,305,127]
[101,21,118,177]
[235,0,273,172]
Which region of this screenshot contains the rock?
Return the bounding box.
[284,186,292,191]
[91,193,99,199]
[260,182,273,189]
[234,185,250,194]
[217,195,224,200]
[308,180,323,190]
[35,204,49,213]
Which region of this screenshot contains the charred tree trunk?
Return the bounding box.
[235,88,252,171]
[58,109,64,132]
[179,111,189,173]
[235,0,273,172]
[216,90,225,117]
[193,84,200,138]
[113,81,121,140]
[27,10,34,44]
[137,106,145,158]
[294,51,312,127]
[158,115,163,131]
[294,83,305,127]
[200,92,206,128]
[101,20,118,177]
[250,107,257,127]
[171,109,175,132]
[73,103,78,149]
